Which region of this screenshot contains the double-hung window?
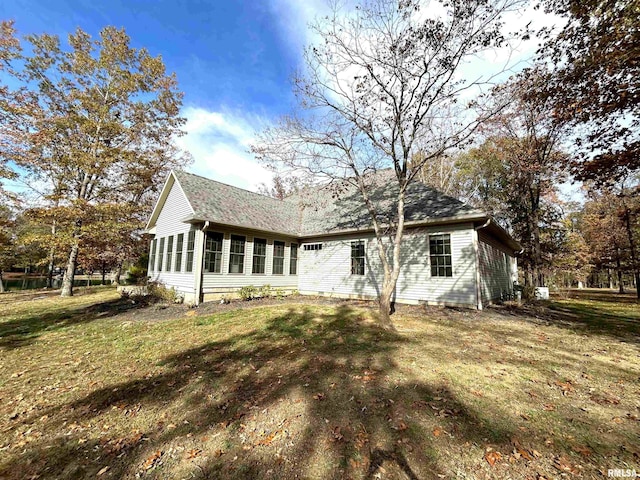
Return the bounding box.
[289,243,298,275]
[229,235,246,273]
[185,231,195,273]
[175,233,184,272]
[157,238,165,272]
[351,240,365,275]
[429,234,452,277]
[166,235,174,272]
[252,238,267,274]
[204,232,223,273]
[272,241,285,274]
[149,239,157,272]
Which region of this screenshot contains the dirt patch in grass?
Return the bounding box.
[0,289,639,479]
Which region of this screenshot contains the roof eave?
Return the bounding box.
[181,215,300,239]
[298,212,489,239]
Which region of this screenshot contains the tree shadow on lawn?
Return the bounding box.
[4,305,520,480]
[491,300,640,344]
[0,295,157,350]
[559,289,639,305]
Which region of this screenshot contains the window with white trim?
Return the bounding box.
[351,240,365,275]
[166,235,174,271]
[204,232,223,273]
[149,239,157,272]
[252,238,266,274]
[429,234,452,277]
[290,243,298,275]
[229,235,246,273]
[272,240,285,275]
[175,233,184,272]
[185,231,195,273]
[157,237,165,272]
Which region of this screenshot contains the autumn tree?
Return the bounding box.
[581,190,632,293]
[0,204,16,293]
[457,67,569,287]
[409,151,479,204]
[545,211,592,288]
[253,0,526,328]
[0,23,191,296]
[537,0,640,182]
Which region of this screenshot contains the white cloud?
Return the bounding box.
[267,0,328,56]
[176,106,274,191]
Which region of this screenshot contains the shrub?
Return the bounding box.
[127,265,148,285]
[148,282,180,303]
[260,284,272,298]
[239,285,258,301]
[274,288,286,299]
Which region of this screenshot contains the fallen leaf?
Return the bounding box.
[553,455,579,474]
[313,393,325,401]
[572,445,592,457]
[554,380,575,396]
[142,450,163,470]
[485,451,502,467]
[433,426,443,437]
[543,404,555,411]
[186,448,202,459]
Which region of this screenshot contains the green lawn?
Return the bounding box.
[0,288,638,479]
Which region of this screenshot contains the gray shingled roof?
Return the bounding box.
[172,169,485,237]
[292,172,484,236]
[173,170,301,235]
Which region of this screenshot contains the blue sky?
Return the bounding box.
[2,0,572,196]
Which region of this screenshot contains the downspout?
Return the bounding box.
[473,219,491,310]
[194,221,209,306]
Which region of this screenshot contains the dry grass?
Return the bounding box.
[0,288,638,479]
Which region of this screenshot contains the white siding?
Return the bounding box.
[148,180,197,296]
[299,224,478,307]
[201,227,299,293]
[478,230,514,304]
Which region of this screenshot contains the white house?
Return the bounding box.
[145,170,521,309]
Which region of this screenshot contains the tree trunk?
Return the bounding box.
[101,261,106,285]
[622,207,640,299]
[113,262,123,286]
[378,267,400,330]
[0,271,4,293]
[616,253,624,294]
[61,242,80,297]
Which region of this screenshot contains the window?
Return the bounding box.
[185,230,195,273]
[290,243,298,275]
[175,233,184,272]
[304,243,322,251]
[351,240,365,275]
[430,234,452,277]
[229,235,246,273]
[252,238,266,274]
[157,237,165,272]
[166,235,174,271]
[149,239,157,272]
[204,232,223,273]
[272,241,285,274]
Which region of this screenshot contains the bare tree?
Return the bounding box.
[253,0,526,328]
